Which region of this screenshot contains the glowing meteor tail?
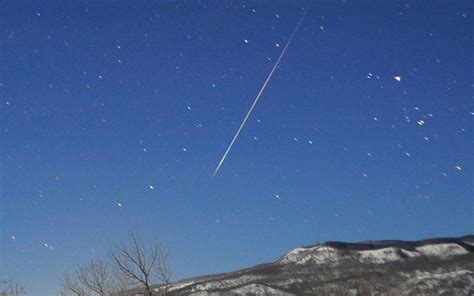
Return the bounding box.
[213,8,308,177]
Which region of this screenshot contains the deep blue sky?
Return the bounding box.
[1,1,472,294]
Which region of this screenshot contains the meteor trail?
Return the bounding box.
[213,8,308,177]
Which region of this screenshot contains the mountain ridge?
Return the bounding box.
[125,235,474,295]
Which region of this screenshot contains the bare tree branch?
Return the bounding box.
[60,259,113,296]
[77,260,111,296]
[0,279,25,296]
[61,272,87,296]
[108,232,172,296]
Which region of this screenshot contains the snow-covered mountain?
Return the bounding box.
[149,236,474,295]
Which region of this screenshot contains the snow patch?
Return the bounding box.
[462,239,474,246]
[281,246,339,265]
[229,283,295,295]
[191,275,264,292]
[359,247,401,263]
[281,242,468,266]
[406,268,474,290]
[416,243,468,258]
[168,280,195,292]
[400,249,421,258]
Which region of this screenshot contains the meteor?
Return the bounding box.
[213,8,308,177]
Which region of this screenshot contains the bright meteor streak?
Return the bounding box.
[213,8,308,177]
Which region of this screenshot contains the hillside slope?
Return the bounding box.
[147,235,474,295]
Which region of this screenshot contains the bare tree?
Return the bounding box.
[108,232,171,296]
[76,260,111,296]
[61,259,113,296]
[0,280,25,296]
[110,270,134,295]
[61,272,87,296]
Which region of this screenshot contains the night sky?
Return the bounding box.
[1,1,472,294]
